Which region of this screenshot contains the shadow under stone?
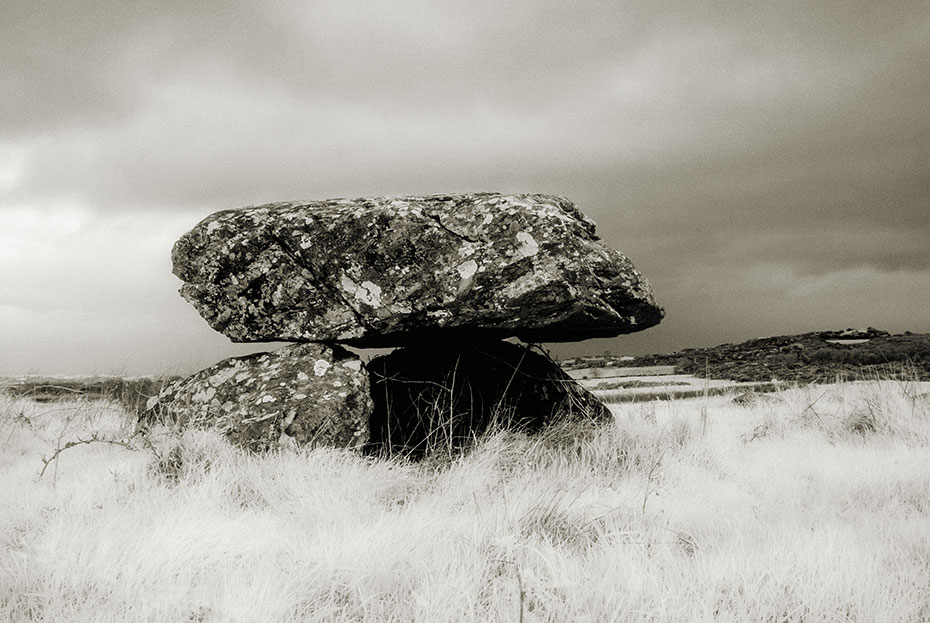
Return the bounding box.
[365,338,610,458]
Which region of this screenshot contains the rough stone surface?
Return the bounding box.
[366,339,611,456]
[143,343,370,451]
[172,193,663,347]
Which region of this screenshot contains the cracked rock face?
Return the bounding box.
[172,193,663,347]
[143,343,370,451]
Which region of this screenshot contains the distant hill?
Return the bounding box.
[564,328,930,383]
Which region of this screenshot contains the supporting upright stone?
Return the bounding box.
[366,339,611,457]
[144,343,371,451]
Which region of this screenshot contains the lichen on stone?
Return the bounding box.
[171,193,663,346]
[143,343,371,451]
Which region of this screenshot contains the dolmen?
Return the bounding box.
[146,193,663,455]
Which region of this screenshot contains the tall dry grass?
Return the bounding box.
[1,379,929,622]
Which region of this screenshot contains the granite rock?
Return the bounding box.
[143,343,370,451]
[172,193,663,347]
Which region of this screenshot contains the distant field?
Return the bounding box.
[565,365,677,379]
[2,374,930,622]
[576,373,782,403]
[0,376,175,416]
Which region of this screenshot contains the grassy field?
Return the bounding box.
[2,378,929,622]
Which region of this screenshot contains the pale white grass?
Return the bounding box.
[1,380,929,622]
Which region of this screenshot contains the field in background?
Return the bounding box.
[571,368,784,404]
[2,377,930,622]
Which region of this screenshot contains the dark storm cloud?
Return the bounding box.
[1,0,296,136]
[2,0,929,373]
[5,1,927,236]
[5,1,928,200]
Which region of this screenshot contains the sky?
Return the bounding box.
[2,0,929,376]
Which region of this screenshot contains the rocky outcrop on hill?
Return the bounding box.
[171,193,662,346]
[630,329,930,383]
[145,343,370,451]
[152,193,662,454]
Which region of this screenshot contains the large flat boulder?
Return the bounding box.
[366,339,611,457]
[173,193,663,347]
[143,343,371,451]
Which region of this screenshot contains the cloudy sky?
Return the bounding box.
[2,0,928,376]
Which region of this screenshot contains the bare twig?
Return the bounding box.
[642,447,667,516]
[40,434,136,480]
[803,390,829,421]
[741,424,770,444]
